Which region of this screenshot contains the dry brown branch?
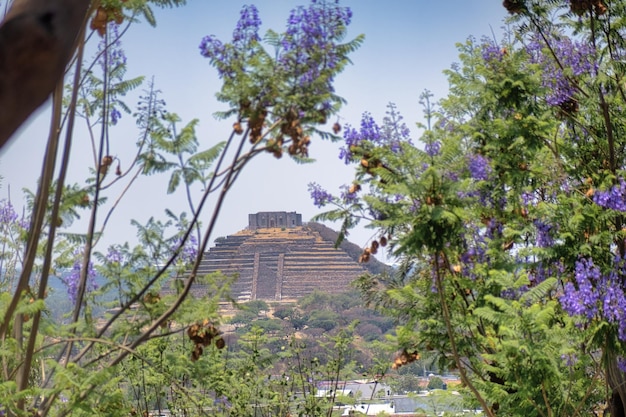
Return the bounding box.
[0,0,90,149]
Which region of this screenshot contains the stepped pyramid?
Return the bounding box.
[189,211,381,302]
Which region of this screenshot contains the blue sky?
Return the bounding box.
[0,1,508,258]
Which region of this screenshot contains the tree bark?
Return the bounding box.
[0,0,90,150]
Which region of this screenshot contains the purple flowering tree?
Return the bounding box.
[311,1,626,415]
[0,1,361,415]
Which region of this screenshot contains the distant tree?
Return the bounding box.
[427,376,444,390]
[307,309,340,331]
[244,299,269,316]
[355,322,383,342]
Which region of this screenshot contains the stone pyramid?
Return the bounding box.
[190,211,379,302]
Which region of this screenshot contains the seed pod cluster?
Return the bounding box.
[233,121,244,135]
[348,183,361,194]
[248,109,267,144]
[391,349,420,370]
[187,320,225,361]
[359,247,371,263]
[100,155,114,176]
[569,0,607,15]
[502,0,526,14]
[370,240,379,255]
[90,1,127,36]
[281,110,310,157]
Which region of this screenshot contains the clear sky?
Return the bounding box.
[0,1,508,259]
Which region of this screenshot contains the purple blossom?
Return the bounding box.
[560,258,601,319]
[619,357,626,373]
[425,141,441,157]
[559,255,626,340]
[467,154,492,181]
[521,191,534,206]
[561,353,578,367]
[533,220,554,248]
[308,182,333,208]
[339,104,412,164]
[593,178,626,211]
[106,246,123,264]
[526,35,596,107]
[172,233,198,265]
[0,200,18,225]
[110,108,121,125]
[481,37,505,63]
[97,23,127,74]
[232,5,262,46]
[63,250,98,305]
[339,185,359,205]
[98,22,127,125]
[199,35,226,60]
[278,0,352,90]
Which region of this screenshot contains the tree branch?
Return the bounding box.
[0,0,90,149]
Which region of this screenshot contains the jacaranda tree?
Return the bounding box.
[312,0,626,415]
[0,0,361,415]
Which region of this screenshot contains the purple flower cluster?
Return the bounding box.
[425,141,441,157]
[339,185,359,205]
[98,23,127,74]
[106,246,123,264]
[528,260,564,286]
[200,5,261,78]
[561,353,578,367]
[232,4,261,46]
[593,178,626,211]
[278,0,352,89]
[526,35,596,107]
[0,199,18,225]
[339,113,380,163]
[63,251,98,305]
[339,104,412,164]
[560,258,601,319]
[560,256,626,340]
[308,182,333,207]
[481,37,505,63]
[172,233,198,265]
[467,154,492,181]
[199,34,226,63]
[98,22,127,125]
[459,229,488,280]
[533,219,554,248]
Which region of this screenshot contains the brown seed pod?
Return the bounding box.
[115,163,122,176]
[502,0,526,14]
[215,337,226,350]
[370,240,379,255]
[332,122,341,134]
[379,236,388,247]
[191,344,203,361]
[90,7,108,36]
[233,121,244,135]
[348,183,361,194]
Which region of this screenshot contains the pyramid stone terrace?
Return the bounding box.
[191,212,368,302]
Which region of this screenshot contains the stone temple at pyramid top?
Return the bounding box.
[248,211,302,230]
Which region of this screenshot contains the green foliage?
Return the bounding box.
[318,6,626,414]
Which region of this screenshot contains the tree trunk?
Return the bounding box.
[607,352,626,417]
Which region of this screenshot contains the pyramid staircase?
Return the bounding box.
[191,225,369,302]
